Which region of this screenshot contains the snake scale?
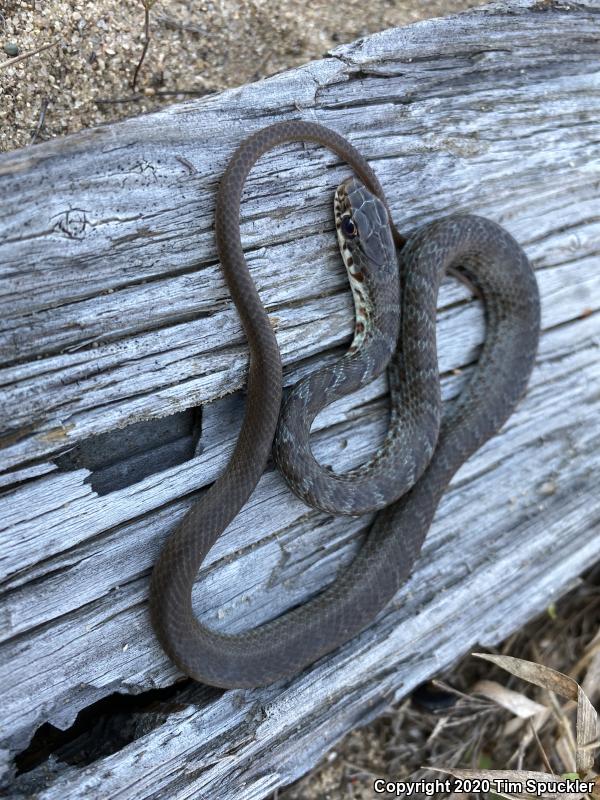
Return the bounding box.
[150,121,541,688]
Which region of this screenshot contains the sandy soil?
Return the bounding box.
[1,0,484,153]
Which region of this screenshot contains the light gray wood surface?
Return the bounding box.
[1,1,599,797]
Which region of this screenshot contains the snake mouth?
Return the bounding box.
[334,177,364,249]
[334,178,373,353]
[334,182,361,268]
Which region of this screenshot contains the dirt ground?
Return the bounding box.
[1,0,484,153]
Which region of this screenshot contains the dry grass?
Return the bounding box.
[277,565,600,799]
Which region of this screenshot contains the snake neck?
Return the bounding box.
[347,268,375,354]
[342,254,400,364]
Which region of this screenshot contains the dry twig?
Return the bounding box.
[132,1,156,90]
[30,97,49,145]
[0,39,58,70]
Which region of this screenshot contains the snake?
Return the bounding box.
[150,120,541,688]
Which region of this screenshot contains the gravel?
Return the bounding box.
[0,0,485,152]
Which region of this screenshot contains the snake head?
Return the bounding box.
[334,177,398,353]
[334,177,395,274]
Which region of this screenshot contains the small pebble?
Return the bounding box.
[3,42,19,56]
[539,480,557,496]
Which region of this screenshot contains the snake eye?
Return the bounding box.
[341,215,357,238]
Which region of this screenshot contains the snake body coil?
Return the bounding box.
[150,121,540,688]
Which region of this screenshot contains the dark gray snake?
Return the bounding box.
[150,121,540,688]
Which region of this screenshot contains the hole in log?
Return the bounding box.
[15,681,221,779]
[54,408,202,495]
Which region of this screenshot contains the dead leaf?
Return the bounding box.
[473,679,547,719]
[473,654,600,775]
[473,654,578,700]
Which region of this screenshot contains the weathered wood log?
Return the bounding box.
[0,0,599,796]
